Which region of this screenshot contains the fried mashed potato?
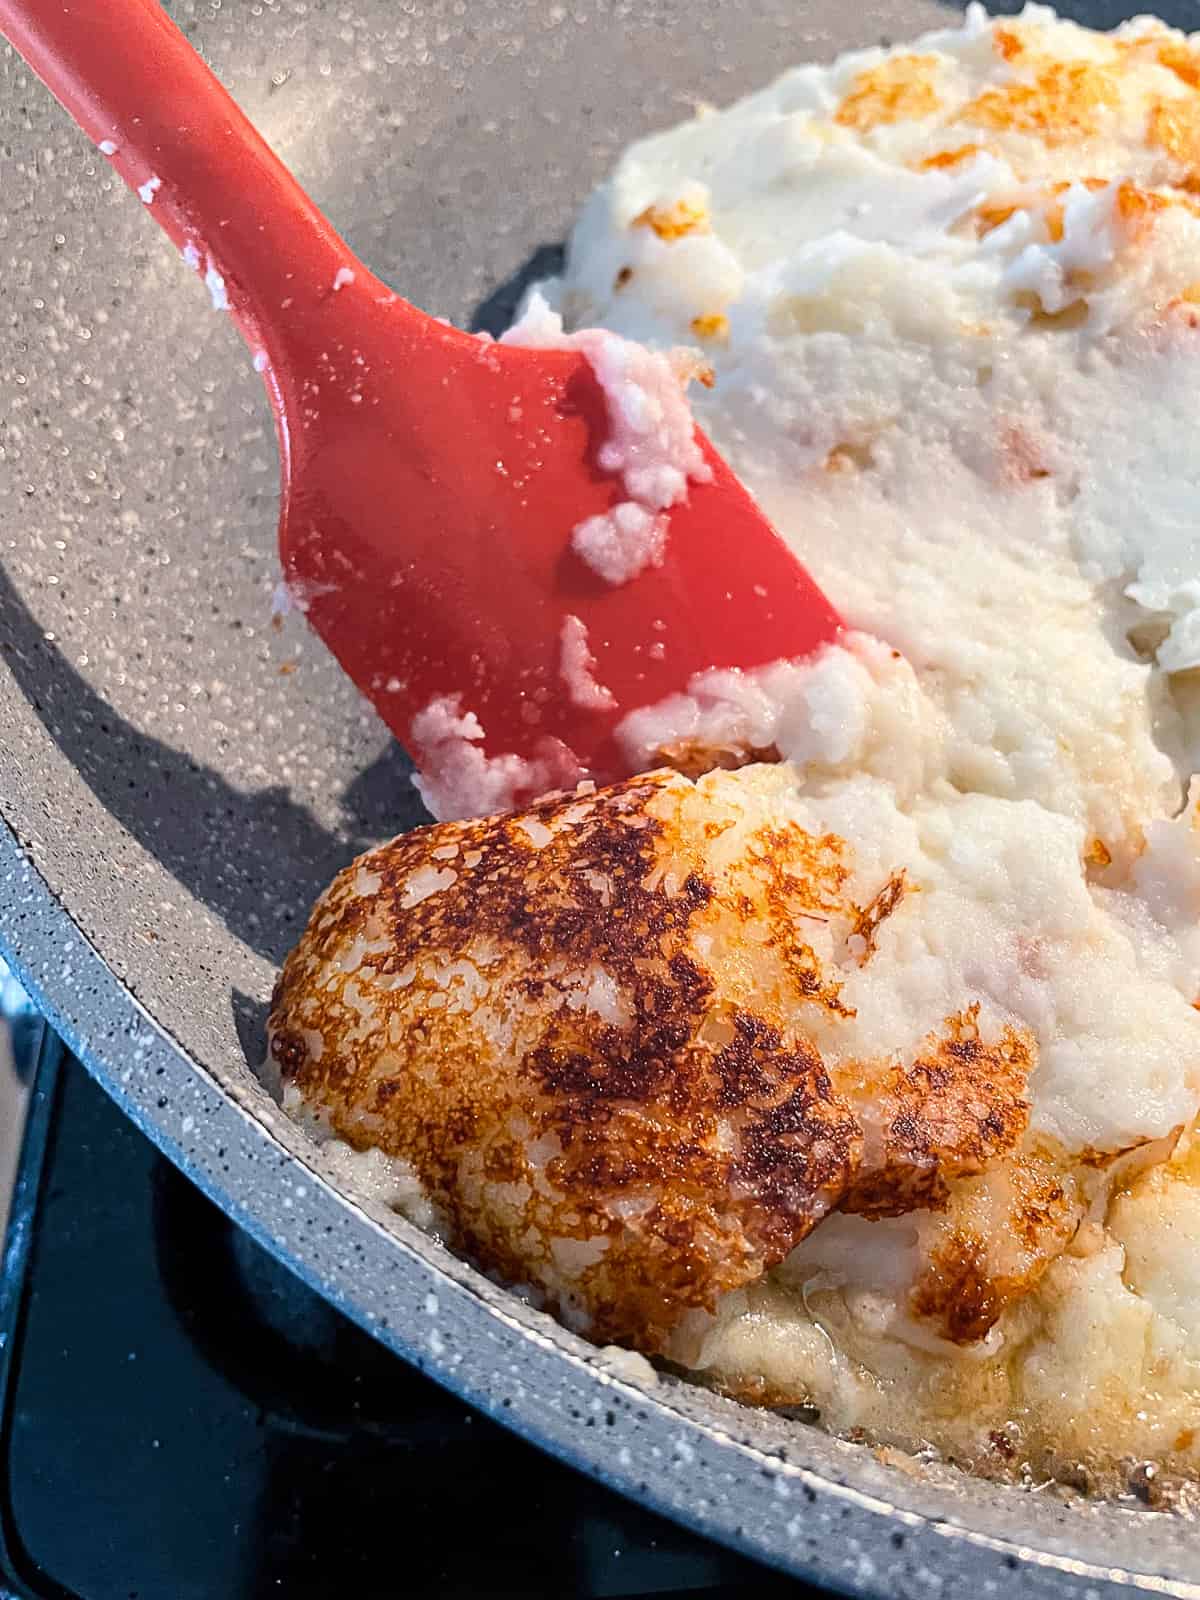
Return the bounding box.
[271,4,1200,1498]
[271,763,1200,1496]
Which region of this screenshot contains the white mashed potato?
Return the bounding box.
[527,1,1200,1492]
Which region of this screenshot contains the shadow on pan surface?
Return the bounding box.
[0,239,564,976]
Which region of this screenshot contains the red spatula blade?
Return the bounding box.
[0,0,842,816]
[278,289,842,807]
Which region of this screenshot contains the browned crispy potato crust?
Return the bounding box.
[841,1004,1034,1222]
[269,771,1033,1353]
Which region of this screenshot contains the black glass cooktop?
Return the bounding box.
[0,1030,818,1599]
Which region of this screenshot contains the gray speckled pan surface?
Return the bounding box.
[3,1,1200,1593]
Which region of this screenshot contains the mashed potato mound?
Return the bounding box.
[273,5,1200,1497]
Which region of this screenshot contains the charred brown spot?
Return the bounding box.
[909,1230,1001,1344]
[267,773,869,1352]
[747,824,857,1019]
[850,870,907,965]
[269,770,1051,1361]
[651,739,781,779]
[718,1014,860,1258]
[270,1027,309,1080]
[842,1006,1034,1219]
[906,1138,1085,1344]
[531,951,713,1108]
[988,1429,1017,1461]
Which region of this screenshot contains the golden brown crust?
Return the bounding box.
[849,869,908,965]
[842,1005,1034,1219]
[650,739,781,779]
[269,773,863,1351]
[270,772,1036,1354]
[908,1140,1084,1343]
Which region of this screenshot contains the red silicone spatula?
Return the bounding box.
[0,0,842,807]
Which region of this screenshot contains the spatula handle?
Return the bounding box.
[0,0,364,361]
